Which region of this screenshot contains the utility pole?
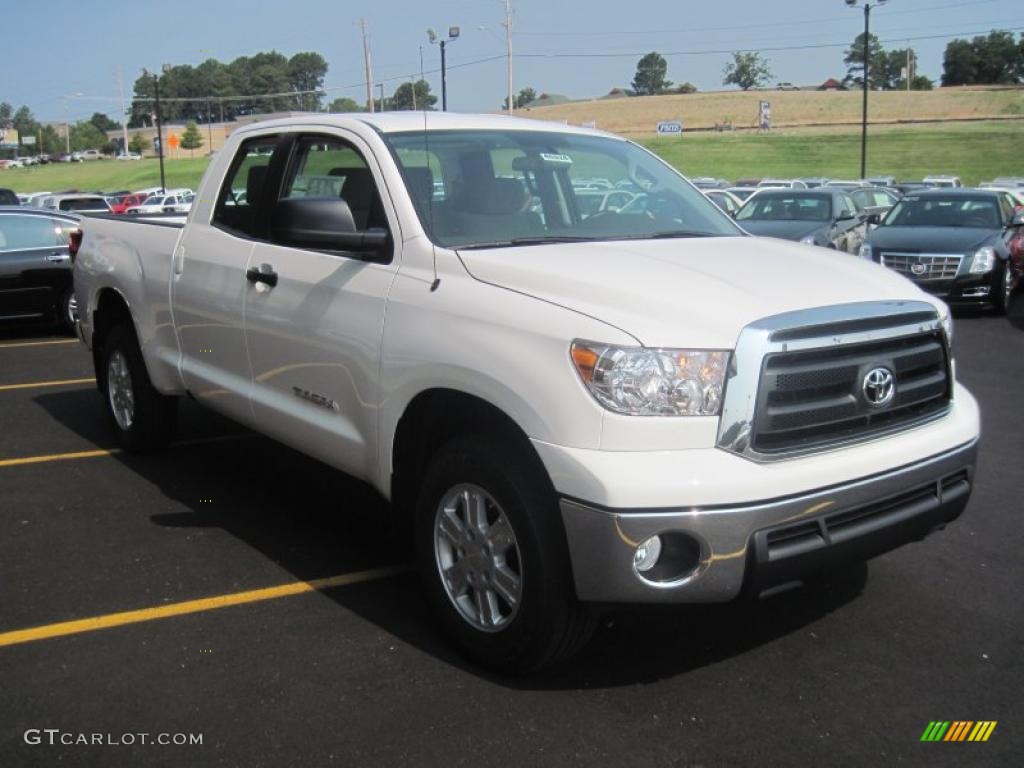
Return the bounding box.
[361,18,375,113]
[844,0,886,179]
[117,66,130,155]
[63,97,70,154]
[906,47,911,92]
[440,40,448,111]
[144,68,167,193]
[501,0,513,114]
[378,83,385,112]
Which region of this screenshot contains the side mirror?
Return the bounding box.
[866,213,882,226]
[1011,211,1024,228]
[271,197,390,260]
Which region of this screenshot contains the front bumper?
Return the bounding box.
[901,272,1000,305]
[560,439,977,603]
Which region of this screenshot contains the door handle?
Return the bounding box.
[246,264,278,287]
[47,251,70,262]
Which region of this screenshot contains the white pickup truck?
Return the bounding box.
[73,113,980,673]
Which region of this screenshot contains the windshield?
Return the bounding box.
[883,196,1002,228]
[60,198,106,211]
[736,193,832,222]
[383,129,739,248]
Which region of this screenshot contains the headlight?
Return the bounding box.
[800,233,817,245]
[940,307,953,344]
[969,246,995,274]
[859,243,873,260]
[570,341,729,416]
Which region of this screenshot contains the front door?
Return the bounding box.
[244,132,399,479]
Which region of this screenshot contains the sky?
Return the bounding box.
[3,0,1022,124]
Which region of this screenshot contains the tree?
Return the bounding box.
[943,30,1023,85]
[0,102,12,132]
[722,52,772,91]
[503,87,537,110]
[675,82,698,94]
[843,33,887,89]
[632,53,672,96]
[179,121,204,156]
[129,133,148,155]
[13,106,38,149]
[326,97,361,113]
[288,52,328,111]
[89,112,120,133]
[69,121,107,152]
[39,124,63,154]
[391,80,437,111]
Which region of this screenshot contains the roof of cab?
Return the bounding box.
[232,111,620,140]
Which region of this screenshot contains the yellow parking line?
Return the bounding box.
[0,565,411,649]
[0,377,95,392]
[0,433,254,469]
[0,339,79,350]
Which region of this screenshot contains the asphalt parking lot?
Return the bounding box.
[0,307,1021,767]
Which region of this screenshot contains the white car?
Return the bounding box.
[44,194,112,213]
[125,194,193,215]
[116,152,142,161]
[73,112,979,673]
[757,179,808,189]
[923,175,962,188]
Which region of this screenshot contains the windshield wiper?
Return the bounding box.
[458,235,596,250]
[607,230,717,241]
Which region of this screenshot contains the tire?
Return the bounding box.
[415,434,595,674]
[992,260,1012,316]
[57,289,77,335]
[98,324,177,452]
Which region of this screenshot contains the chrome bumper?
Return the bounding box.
[560,439,977,603]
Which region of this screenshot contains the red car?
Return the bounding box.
[109,193,148,215]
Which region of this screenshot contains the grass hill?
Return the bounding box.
[520,85,1024,136]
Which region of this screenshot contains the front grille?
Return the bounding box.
[751,331,951,454]
[881,252,963,282]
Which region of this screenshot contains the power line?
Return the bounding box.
[513,26,1024,59]
[517,0,1002,37]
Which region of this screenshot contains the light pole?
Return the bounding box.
[845,0,887,179]
[62,92,83,154]
[142,65,170,193]
[428,26,460,111]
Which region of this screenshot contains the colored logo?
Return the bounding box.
[921,721,997,742]
[862,367,895,407]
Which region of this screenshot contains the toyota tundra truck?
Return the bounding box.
[72,113,980,673]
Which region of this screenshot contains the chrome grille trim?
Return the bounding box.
[880,252,964,281]
[717,301,952,462]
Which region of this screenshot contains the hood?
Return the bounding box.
[457,236,940,349]
[867,225,996,254]
[737,220,824,241]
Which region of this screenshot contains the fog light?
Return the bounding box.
[633,535,662,573]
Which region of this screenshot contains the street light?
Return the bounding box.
[62,92,83,155]
[427,26,460,111]
[142,64,171,193]
[845,0,888,179]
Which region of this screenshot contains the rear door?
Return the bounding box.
[171,131,287,426]
[0,213,73,321]
[243,131,400,478]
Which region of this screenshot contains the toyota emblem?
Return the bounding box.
[862,367,896,407]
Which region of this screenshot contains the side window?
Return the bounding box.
[998,194,1013,223]
[840,195,857,216]
[0,215,66,252]
[212,135,280,238]
[280,137,386,231]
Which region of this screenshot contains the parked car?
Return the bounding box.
[3,159,24,169]
[757,179,808,189]
[851,186,902,223]
[861,188,1023,314]
[989,177,1024,189]
[72,112,979,673]
[776,82,800,91]
[14,156,37,167]
[125,194,193,215]
[725,185,759,202]
[703,189,742,217]
[736,188,868,253]
[23,191,53,207]
[689,177,730,190]
[923,175,962,188]
[825,179,870,190]
[978,184,1024,211]
[116,152,142,161]
[0,206,81,331]
[895,181,931,195]
[797,177,830,188]
[109,193,149,215]
[44,194,112,214]
[0,188,20,205]
[866,175,896,187]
